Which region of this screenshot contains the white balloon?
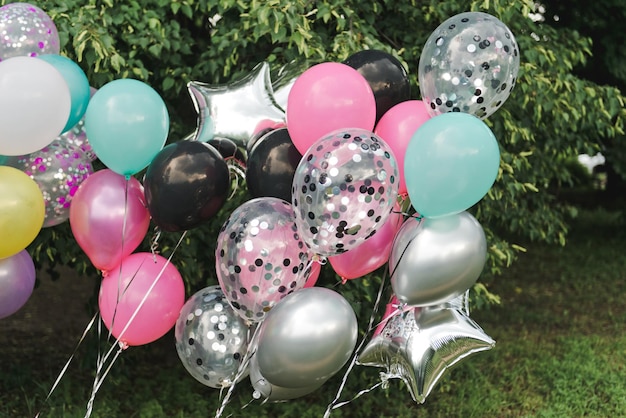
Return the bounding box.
[0,56,71,155]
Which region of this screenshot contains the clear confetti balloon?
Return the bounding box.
[215,197,316,323]
[3,139,93,227]
[418,11,519,119]
[291,128,399,256]
[58,118,97,162]
[175,285,251,389]
[0,2,60,61]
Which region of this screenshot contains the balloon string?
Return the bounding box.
[150,226,162,261]
[83,230,188,416]
[84,344,123,418]
[214,324,260,418]
[33,311,99,418]
[227,163,246,200]
[323,264,389,417]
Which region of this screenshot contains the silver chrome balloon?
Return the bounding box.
[357,304,495,403]
[256,287,358,388]
[389,211,487,307]
[175,285,251,389]
[187,61,285,147]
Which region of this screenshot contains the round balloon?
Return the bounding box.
[4,139,93,227]
[344,49,411,123]
[144,140,230,232]
[0,250,36,319]
[175,285,250,389]
[84,78,169,176]
[58,118,97,162]
[256,287,358,388]
[374,100,432,196]
[246,128,302,202]
[215,197,316,323]
[0,2,60,60]
[292,128,399,256]
[69,169,150,272]
[99,252,186,347]
[37,54,91,133]
[389,212,487,307]
[0,166,45,259]
[286,62,376,155]
[418,11,520,119]
[404,112,500,218]
[0,56,71,156]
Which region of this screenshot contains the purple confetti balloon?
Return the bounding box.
[215,197,316,324]
[0,250,36,319]
[0,2,60,61]
[292,128,399,256]
[3,139,93,227]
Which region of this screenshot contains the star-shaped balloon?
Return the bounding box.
[187,62,286,147]
[357,304,494,403]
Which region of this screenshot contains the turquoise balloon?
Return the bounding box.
[38,54,91,133]
[84,79,169,176]
[404,112,499,218]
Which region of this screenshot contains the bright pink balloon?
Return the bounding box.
[286,62,376,154]
[99,252,185,346]
[69,169,150,272]
[0,250,36,319]
[372,295,401,337]
[303,260,322,288]
[374,100,432,195]
[328,202,405,281]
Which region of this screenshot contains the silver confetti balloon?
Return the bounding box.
[249,353,325,402]
[389,212,487,307]
[256,287,358,388]
[291,128,399,256]
[357,305,495,403]
[187,61,285,147]
[0,2,60,60]
[3,139,93,227]
[175,285,251,389]
[418,11,519,119]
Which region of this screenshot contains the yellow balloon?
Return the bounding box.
[0,166,45,258]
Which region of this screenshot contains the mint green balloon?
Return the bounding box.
[404,112,499,218]
[84,79,169,176]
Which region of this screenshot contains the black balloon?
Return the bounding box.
[144,141,230,232]
[246,128,302,202]
[208,136,247,167]
[344,49,411,123]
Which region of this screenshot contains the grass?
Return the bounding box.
[2,206,626,418]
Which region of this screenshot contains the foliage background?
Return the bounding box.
[5,0,624,307]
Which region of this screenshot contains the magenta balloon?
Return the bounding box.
[374,100,432,196]
[286,62,376,155]
[99,252,185,346]
[328,202,405,280]
[69,169,150,272]
[0,249,36,319]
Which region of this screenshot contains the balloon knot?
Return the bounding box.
[118,341,129,351]
[312,254,327,265]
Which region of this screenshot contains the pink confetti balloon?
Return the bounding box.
[0,2,60,61]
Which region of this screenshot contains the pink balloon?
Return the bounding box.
[69,169,150,272]
[328,202,405,280]
[0,250,36,319]
[286,62,376,154]
[99,252,185,346]
[374,100,432,196]
[303,260,322,288]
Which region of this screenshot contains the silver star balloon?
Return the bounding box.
[357,304,494,403]
[187,62,286,147]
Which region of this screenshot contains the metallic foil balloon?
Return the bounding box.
[256,287,358,388]
[249,353,324,402]
[187,61,285,147]
[292,128,399,256]
[357,305,495,403]
[3,139,93,227]
[175,285,251,389]
[0,3,60,60]
[344,49,411,123]
[246,127,302,202]
[270,59,311,113]
[144,140,230,232]
[215,197,316,323]
[418,11,520,119]
[389,212,487,307]
[0,249,36,319]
